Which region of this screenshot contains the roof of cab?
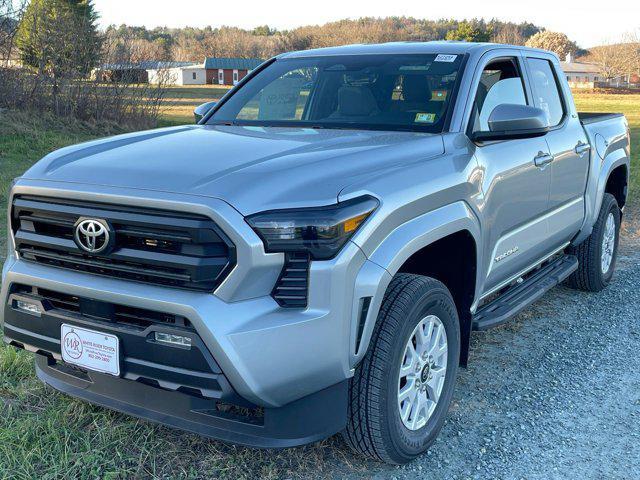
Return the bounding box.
[280,41,557,60]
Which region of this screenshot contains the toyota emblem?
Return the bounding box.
[74,218,112,254]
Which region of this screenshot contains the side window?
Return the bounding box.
[527,58,565,127]
[470,58,527,133]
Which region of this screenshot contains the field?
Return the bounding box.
[0,91,639,479]
[159,85,232,125]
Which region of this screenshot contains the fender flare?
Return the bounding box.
[574,148,630,246]
[349,201,481,368]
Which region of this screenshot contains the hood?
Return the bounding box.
[23,125,445,214]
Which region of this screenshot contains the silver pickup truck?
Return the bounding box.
[2,42,631,464]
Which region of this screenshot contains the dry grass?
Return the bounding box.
[159,85,232,126]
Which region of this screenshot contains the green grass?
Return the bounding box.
[0,109,365,479]
[573,92,640,205]
[0,92,639,478]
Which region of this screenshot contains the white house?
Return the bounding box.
[558,53,602,89]
[147,63,206,86]
[560,61,602,89]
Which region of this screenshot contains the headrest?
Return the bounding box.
[337,86,379,117]
[402,76,431,103]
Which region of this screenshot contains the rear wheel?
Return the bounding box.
[342,274,460,464]
[566,193,621,292]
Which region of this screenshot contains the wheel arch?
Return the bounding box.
[574,150,630,247]
[351,202,481,368]
[605,163,628,210]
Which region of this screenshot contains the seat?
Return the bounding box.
[329,86,380,119]
[396,75,445,120]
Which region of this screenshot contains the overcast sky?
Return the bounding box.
[93,0,638,48]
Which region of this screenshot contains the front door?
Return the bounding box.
[468,55,553,295]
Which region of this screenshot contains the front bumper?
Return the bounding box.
[1,180,392,445]
[34,354,348,448]
[3,279,349,447]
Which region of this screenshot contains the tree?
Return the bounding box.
[586,36,640,82]
[525,31,578,59]
[445,21,492,42]
[0,0,27,64]
[490,22,536,45]
[252,25,274,36]
[16,0,101,78]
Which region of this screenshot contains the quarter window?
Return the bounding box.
[527,58,565,127]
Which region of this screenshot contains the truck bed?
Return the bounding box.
[578,112,624,125]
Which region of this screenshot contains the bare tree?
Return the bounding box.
[1,3,169,130]
[492,24,526,46]
[620,31,640,81]
[586,43,625,80]
[586,33,640,83]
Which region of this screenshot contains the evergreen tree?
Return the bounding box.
[445,21,492,43]
[17,0,101,78]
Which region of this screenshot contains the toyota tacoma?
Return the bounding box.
[1,42,631,463]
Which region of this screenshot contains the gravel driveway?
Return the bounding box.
[335,217,640,480]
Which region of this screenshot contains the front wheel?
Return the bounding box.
[342,274,460,464]
[566,193,621,292]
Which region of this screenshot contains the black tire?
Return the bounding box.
[342,273,460,464]
[566,193,621,292]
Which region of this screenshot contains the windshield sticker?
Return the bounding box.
[431,90,448,101]
[434,54,457,63]
[415,113,436,123]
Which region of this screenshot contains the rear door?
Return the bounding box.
[467,52,553,295]
[525,56,589,250]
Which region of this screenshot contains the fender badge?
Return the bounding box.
[495,246,519,263]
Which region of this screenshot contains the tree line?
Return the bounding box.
[104,18,544,63]
[1,0,638,129]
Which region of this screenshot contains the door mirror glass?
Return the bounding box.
[472,104,549,142]
[194,101,217,123]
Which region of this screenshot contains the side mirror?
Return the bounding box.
[194,101,217,123]
[472,104,549,142]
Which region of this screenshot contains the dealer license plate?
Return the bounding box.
[60,324,120,376]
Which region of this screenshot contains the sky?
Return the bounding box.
[93,0,639,48]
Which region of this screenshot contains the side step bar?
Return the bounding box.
[472,254,578,331]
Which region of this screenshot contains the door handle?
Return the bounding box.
[534,152,554,167]
[575,142,591,155]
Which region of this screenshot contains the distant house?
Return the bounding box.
[560,55,602,89]
[204,57,263,86]
[94,62,150,83]
[95,58,265,86]
[146,62,205,85]
[95,61,200,84]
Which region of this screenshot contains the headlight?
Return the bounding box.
[246,196,379,260]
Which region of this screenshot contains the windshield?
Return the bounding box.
[207,54,465,133]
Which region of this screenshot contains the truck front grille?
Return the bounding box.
[11,195,236,292]
[14,285,193,330]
